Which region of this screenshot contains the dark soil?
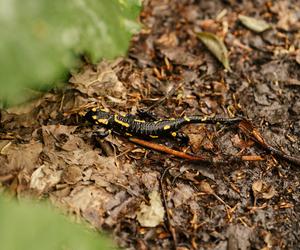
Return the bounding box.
[1,1,300,249]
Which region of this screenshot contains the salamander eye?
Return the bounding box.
[96,110,110,119]
[84,110,97,123]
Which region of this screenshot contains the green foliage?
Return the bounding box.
[0,196,116,250]
[0,0,140,104]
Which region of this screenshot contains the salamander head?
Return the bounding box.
[84,109,111,125]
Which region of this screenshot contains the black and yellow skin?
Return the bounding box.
[84,108,242,144]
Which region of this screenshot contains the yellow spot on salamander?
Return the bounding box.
[134,119,145,123]
[163,125,171,130]
[171,132,177,137]
[201,116,208,121]
[114,114,130,127]
[92,115,98,120]
[98,118,109,125]
[125,132,133,137]
[169,118,175,120]
[92,107,97,112]
[184,116,191,122]
[150,135,159,138]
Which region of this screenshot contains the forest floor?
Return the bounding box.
[1,0,300,249]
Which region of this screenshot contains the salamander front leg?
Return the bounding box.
[124,112,155,122]
[137,109,158,121]
[170,131,190,146]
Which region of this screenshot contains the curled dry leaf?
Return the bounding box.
[136,190,165,227]
[252,180,276,200]
[197,32,230,70]
[252,180,263,194]
[262,186,276,200]
[199,180,214,194]
[30,164,62,193]
[238,15,272,33]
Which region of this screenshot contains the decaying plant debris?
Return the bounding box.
[1,1,300,249]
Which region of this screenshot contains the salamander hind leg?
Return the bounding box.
[93,129,111,139]
[169,131,190,146]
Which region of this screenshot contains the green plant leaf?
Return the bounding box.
[0,0,141,105]
[0,196,116,250]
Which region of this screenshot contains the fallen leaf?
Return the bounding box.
[296,50,300,65]
[69,60,126,99]
[30,164,62,193]
[2,141,43,174]
[238,15,271,33]
[252,180,276,200]
[136,190,165,227]
[197,32,230,70]
[171,183,194,207]
[227,224,252,250]
[231,134,253,149]
[252,180,263,194]
[61,166,82,185]
[262,186,276,200]
[199,181,214,194]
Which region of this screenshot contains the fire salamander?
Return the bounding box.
[84,108,242,144]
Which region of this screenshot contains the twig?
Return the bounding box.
[159,165,177,249]
[238,119,300,166]
[129,137,261,164]
[129,137,207,162]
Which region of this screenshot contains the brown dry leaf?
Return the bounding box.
[7,96,48,115]
[198,19,219,33]
[0,140,11,153]
[30,164,62,193]
[69,60,126,99]
[61,166,82,184]
[262,230,273,249]
[188,133,206,152]
[296,50,300,65]
[136,190,165,227]
[197,32,230,70]
[238,15,271,33]
[270,1,300,31]
[160,47,204,67]
[262,186,276,200]
[199,181,214,194]
[141,172,160,191]
[104,192,134,227]
[61,136,86,152]
[90,157,135,189]
[156,32,179,47]
[62,149,101,166]
[62,185,114,228]
[1,141,43,174]
[227,225,252,250]
[91,174,110,188]
[231,134,254,149]
[41,125,77,149]
[252,180,263,194]
[252,180,276,200]
[171,183,194,208]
